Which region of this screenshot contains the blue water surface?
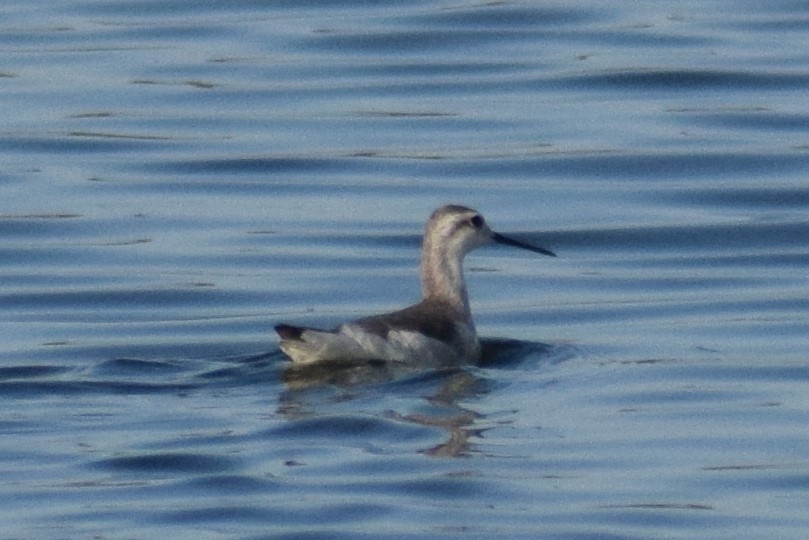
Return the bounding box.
[1,0,808,538]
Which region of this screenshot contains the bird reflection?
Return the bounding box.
[278,338,550,457]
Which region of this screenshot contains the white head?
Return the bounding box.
[420,205,555,309]
[424,205,493,259]
[424,204,555,259]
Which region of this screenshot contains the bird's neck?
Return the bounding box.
[421,242,472,321]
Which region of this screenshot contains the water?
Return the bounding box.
[2,0,808,537]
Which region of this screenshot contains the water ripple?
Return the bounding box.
[92,453,239,474]
[3,0,809,538]
[564,69,809,90]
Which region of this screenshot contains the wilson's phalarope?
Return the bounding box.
[275,204,555,367]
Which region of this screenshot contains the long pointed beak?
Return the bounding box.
[492,232,556,257]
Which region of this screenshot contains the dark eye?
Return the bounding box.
[469,215,484,228]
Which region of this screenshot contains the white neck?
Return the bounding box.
[421,237,472,321]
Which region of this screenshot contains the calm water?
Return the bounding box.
[2,0,809,538]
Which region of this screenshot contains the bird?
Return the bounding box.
[275,204,555,367]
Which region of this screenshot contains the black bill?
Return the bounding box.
[492,232,556,257]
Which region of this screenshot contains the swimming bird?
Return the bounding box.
[275,204,555,367]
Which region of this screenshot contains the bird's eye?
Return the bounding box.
[469,215,484,228]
